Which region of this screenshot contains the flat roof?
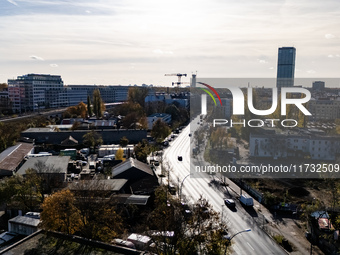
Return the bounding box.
[22,127,54,133]
[0,231,141,255]
[17,156,70,175]
[9,216,40,227]
[68,179,128,192]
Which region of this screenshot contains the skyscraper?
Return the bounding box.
[276,47,296,89]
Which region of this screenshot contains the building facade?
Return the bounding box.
[249,129,340,161]
[276,47,296,89]
[308,98,340,120]
[8,74,64,112]
[7,74,129,113]
[312,81,325,91]
[67,85,129,103]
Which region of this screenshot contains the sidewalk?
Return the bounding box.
[224,177,324,255]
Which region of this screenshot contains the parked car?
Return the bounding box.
[239,194,254,207]
[224,199,236,208]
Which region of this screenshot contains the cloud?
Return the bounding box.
[307,70,316,74]
[153,49,174,55]
[85,10,91,14]
[258,59,267,64]
[7,0,18,6]
[30,55,44,61]
[50,63,58,67]
[325,34,336,39]
[328,54,334,58]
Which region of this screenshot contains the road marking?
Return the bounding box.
[247,242,255,251]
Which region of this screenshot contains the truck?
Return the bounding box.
[239,194,254,207]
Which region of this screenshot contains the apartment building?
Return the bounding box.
[308,98,340,121]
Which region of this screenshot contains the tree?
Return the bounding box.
[40,189,83,235]
[71,121,81,131]
[134,139,151,162]
[63,102,87,119]
[117,102,145,129]
[127,87,149,108]
[69,180,123,242]
[92,89,105,118]
[78,101,87,119]
[87,95,93,117]
[0,83,8,91]
[210,127,229,149]
[151,119,171,142]
[138,116,148,130]
[115,148,125,161]
[147,186,230,254]
[82,130,103,152]
[119,136,129,147]
[0,169,44,212]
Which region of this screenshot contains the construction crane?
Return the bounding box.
[164,73,187,87]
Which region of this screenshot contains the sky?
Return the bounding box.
[0,0,340,86]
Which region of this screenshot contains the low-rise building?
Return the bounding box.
[111,158,159,195]
[0,142,34,178]
[17,156,70,187]
[308,98,340,121]
[98,144,134,158]
[249,128,340,161]
[21,128,147,145]
[8,213,40,236]
[147,113,171,130]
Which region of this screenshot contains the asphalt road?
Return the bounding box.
[162,118,286,255]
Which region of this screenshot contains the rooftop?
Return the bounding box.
[0,143,34,174]
[68,179,128,192]
[17,156,70,175]
[22,127,54,133]
[112,158,154,177]
[9,216,40,228]
[0,231,142,255]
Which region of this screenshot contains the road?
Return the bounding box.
[162,118,286,255]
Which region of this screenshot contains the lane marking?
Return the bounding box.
[247,242,255,251]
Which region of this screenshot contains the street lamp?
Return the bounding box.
[226,228,251,241]
[179,174,191,200]
[224,228,251,255]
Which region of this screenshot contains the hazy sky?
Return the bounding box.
[0,0,339,86]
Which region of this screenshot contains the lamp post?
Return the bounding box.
[227,228,251,241]
[179,174,191,200]
[224,228,251,255]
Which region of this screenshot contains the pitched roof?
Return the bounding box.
[61,136,78,145]
[0,143,34,173]
[112,158,154,177]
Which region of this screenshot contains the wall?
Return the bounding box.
[21,129,147,145]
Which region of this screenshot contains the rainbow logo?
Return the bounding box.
[198,82,223,106]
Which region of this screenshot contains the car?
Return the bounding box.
[224,199,236,208]
[178,156,183,161]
